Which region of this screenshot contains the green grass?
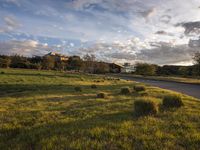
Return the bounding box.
[0,68,200,149]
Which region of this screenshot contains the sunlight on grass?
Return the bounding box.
[0,68,200,149]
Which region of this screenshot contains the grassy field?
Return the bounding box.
[0,69,200,149]
[119,74,200,85]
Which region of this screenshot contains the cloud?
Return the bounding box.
[188,38,200,47]
[137,42,199,65]
[0,16,21,33]
[5,0,21,7]
[155,30,168,35]
[176,21,200,36]
[155,30,174,36]
[0,40,51,56]
[139,7,157,20]
[159,15,171,24]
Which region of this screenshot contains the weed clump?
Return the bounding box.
[97,92,107,98]
[163,94,183,108]
[133,85,146,92]
[134,98,158,116]
[120,87,131,95]
[74,86,82,92]
[91,84,97,89]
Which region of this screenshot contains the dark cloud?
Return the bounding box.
[137,43,199,65]
[155,30,174,36]
[188,38,200,47]
[176,21,200,36]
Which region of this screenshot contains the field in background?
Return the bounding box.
[0,69,200,149]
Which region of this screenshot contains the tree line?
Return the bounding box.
[134,52,200,77]
[0,54,110,74]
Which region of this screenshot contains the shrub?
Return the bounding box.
[133,85,146,92]
[134,98,158,116]
[97,92,107,98]
[74,86,82,92]
[120,87,131,95]
[163,95,183,108]
[91,84,97,89]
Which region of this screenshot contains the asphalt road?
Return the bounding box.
[115,75,200,99]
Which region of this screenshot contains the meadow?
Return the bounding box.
[0,68,200,150]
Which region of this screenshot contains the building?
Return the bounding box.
[44,52,69,61]
[109,63,124,73]
[121,63,135,73]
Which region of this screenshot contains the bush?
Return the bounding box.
[120,87,131,95]
[91,84,97,89]
[74,86,82,92]
[163,95,183,108]
[97,92,107,98]
[134,98,158,116]
[133,85,146,92]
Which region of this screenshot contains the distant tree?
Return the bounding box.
[0,57,11,68]
[94,62,110,74]
[194,52,200,65]
[55,60,66,71]
[68,56,83,71]
[83,54,96,62]
[193,52,200,76]
[135,63,156,76]
[10,55,30,68]
[83,54,96,73]
[42,56,55,70]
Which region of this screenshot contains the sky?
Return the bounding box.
[0,0,200,65]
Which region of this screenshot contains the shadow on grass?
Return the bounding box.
[0,111,133,149]
[0,83,133,98]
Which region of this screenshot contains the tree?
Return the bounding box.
[83,54,96,62]
[0,57,11,68]
[68,56,83,71]
[93,62,110,74]
[194,52,200,65]
[55,60,66,71]
[135,63,156,76]
[193,52,200,76]
[83,54,96,73]
[42,56,55,70]
[10,55,30,68]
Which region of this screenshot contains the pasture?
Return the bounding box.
[0,69,200,149]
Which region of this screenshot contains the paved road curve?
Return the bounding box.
[115,75,200,99]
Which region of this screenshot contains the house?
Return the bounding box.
[109,63,124,73]
[121,63,135,73]
[44,52,69,61]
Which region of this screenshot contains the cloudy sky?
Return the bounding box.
[0,0,200,65]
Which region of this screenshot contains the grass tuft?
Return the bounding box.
[74,86,82,92]
[120,87,131,95]
[97,92,107,98]
[91,84,97,89]
[163,94,183,108]
[134,97,158,116]
[133,85,146,92]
